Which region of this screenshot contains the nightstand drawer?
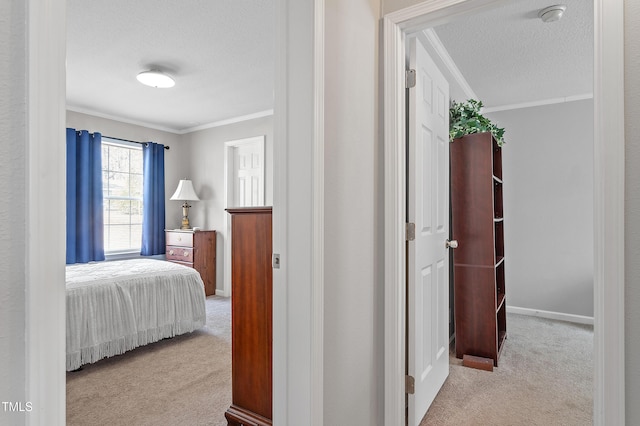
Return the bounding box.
[166,231,194,247]
[166,246,194,263]
[164,229,216,296]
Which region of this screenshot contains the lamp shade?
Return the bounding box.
[170,179,200,201]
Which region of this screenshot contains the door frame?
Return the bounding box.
[25,0,324,424]
[383,1,625,425]
[223,135,266,297]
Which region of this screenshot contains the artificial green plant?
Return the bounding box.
[449,99,506,146]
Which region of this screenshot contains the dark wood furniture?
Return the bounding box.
[165,229,217,296]
[225,207,272,426]
[450,132,506,367]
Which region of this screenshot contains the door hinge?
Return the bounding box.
[406,375,415,394]
[406,69,416,89]
[406,222,415,241]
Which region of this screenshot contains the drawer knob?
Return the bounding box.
[184,251,189,257]
[169,250,174,255]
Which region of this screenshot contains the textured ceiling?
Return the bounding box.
[432,0,593,109]
[66,0,592,133]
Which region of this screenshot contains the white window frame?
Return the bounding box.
[101,137,144,256]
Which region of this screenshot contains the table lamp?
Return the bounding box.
[170,179,200,230]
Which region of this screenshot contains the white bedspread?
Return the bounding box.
[66,258,206,371]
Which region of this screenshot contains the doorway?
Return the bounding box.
[22,0,622,423]
[223,135,267,297]
[383,1,625,425]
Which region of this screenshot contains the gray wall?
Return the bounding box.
[486,100,594,317]
[324,0,383,424]
[181,115,274,292]
[625,0,640,420]
[0,0,27,416]
[182,116,274,227]
[383,0,422,14]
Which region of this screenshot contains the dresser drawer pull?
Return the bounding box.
[184,251,189,257]
[169,249,174,255]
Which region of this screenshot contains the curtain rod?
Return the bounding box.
[103,135,170,150]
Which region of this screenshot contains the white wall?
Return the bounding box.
[324,0,383,424]
[624,0,640,420]
[0,0,27,417]
[181,115,273,292]
[66,111,188,230]
[486,100,594,318]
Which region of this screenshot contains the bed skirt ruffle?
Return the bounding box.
[66,259,206,371]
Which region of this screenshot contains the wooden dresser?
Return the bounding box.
[165,229,216,296]
[224,207,272,426]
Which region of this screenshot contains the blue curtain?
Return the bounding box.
[66,128,105,264]
[141,142,166,255]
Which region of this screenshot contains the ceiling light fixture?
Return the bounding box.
[538,5,567,23]
[136,70,175,88]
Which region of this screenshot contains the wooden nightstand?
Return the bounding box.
[165,229,216,296]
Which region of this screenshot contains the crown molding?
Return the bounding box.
[66,105,181,133]
[183,110,274,133]
[66,105,274,135]
[482,93,594,113]
[421,28,478,101]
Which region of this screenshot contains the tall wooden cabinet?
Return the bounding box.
[224,207,272,426]
[450,132,506,366]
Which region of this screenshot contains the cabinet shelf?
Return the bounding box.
[497,330,507,354]
[496,292,506,312]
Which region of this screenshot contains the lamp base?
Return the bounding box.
[180,202,192,230]
[180,217,191,230]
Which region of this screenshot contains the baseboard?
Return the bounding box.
[506,305,594,325]
[214,289,229,297]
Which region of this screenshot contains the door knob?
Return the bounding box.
[446,239,458,249]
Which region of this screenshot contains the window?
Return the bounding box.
[101,139,143,253]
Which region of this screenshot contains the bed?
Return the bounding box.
[66,258,206,371]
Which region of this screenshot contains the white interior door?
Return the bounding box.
[223,135,266,297]
[406,36,450,426]
[233,138,265,207]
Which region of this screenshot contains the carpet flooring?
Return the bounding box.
[67,297,593,425]
[66,296,232,426]
[420,314,593,425]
